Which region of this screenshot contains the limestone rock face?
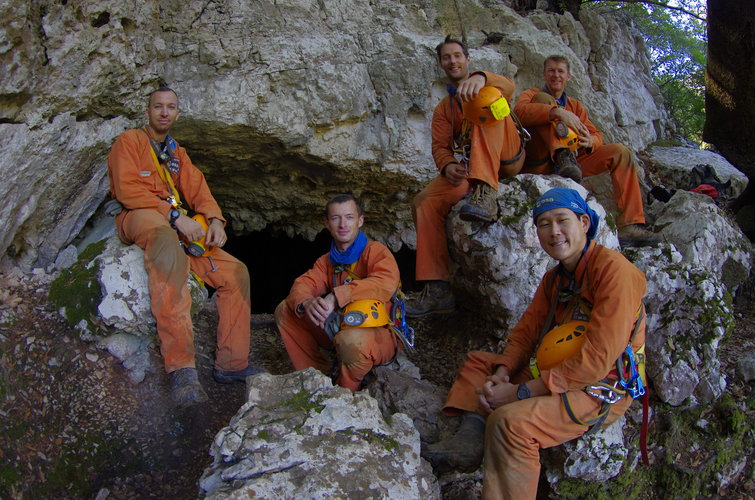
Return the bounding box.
[1,0,667,271]
[200,368,440,500]
[625,245,732,406]
[649,191,753,293]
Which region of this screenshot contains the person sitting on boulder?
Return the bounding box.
[275,194,405,391]
[107,87,259,408]
[422,187,647,499]
[514,55,660,247]
[406,35,526,317]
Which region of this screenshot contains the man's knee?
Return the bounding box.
[531,92,556,106]
[147,226,186,275]
[334,328,369,365]
[274,300,291,328]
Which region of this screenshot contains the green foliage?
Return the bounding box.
[584,1,707,143]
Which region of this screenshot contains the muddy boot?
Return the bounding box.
[422,412,485,473]
[460,182,498,222]
[170,367,209,408]
[618,224,662,247]
[405,281,456,318]
[555,148,582,183]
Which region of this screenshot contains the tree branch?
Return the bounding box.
[582,0,706,22]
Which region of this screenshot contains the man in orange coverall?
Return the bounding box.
[108,87,259,408]
[407,35,526,317]
[514,55,660,247]
[275,194,401,391]
[423,187,647,500]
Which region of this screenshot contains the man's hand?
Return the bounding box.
[302,293,337,328]
[477,377,518,414]
[456,73,487,102]
[443,163,468,187]
[204,218,227,248]
[173,215,205,242]
[550,108,590,138]
[577,133,594,150]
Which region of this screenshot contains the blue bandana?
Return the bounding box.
[329,230,368,265]
[532,188,600,240]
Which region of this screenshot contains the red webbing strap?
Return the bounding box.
[640,390,650,466]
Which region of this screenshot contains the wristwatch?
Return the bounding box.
[169,209,180,228]
[516,383,531,400]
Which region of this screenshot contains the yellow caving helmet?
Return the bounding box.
[341,299,390,329]
[462,86,511,127]
[534,321,588,373]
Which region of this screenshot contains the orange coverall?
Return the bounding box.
[275,241,400,391]
[413,72,525,281]
[514,88,645,227]
[441,241,646,499]
[108,129,251,374]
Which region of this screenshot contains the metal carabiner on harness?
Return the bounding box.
[584,381,624,405]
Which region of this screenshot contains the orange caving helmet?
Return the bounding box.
[462,86,511,127]
[340,300,390,329]
[554,122,580,151]
[535,321,588,372]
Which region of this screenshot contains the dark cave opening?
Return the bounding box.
[223,228,417,314]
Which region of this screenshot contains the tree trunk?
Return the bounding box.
[704,0,755,238]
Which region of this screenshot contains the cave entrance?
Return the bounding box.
[223,228,417,314]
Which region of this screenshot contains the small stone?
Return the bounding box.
[86,352,99,362]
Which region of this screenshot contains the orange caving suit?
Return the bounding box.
[514,88,645,227]
[413,71,525,281]
[275,241,401,391]
[441,241,646,499]
[108,129,251,374]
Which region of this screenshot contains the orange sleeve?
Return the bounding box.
[514,87,556,128]
[477,71,515,101]
[173,145,225,224]
[286,254,332,315]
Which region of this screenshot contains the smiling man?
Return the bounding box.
[407,35,526,317]
[422,188,647,499]
[515,55,660,247]
[107,87,258,408]
[275,194,402,391]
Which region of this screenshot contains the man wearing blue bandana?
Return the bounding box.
[515,55,661,247]
[275,194,402,391]
[423,188,647,499]
[108,87,257,408]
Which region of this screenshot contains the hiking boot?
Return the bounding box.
[405,281,456,318]
[618,224,662,247]
[460,182,498,222]
[169,367,209,408]
[555,149,582,183]
[212,364,265,384]
[421,412,485,473]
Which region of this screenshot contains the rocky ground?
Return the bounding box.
[0,270,753,499]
